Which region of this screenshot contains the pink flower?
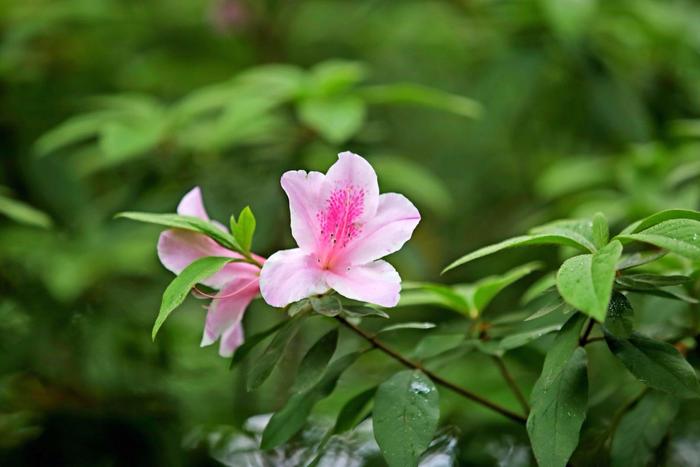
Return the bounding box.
[157,187,265,357]
[260,152,420,308]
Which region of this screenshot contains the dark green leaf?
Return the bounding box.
[610,391,680,467]
[413,334,466,360]
[527,347,588,467]
[616,250,668,271]
[605,332,700,398]
[229,321,287,368]
[615,275,698,304]
[231,206,256,253]
[332,387,377,434]
[247,316,303,391]
[116,212,241,252]
[260,351,360,449]
[291,329,339,394]
[604,292,635,338]
[616,219,700,260]
[443,234,592,273]
[153,256,233,340]
[373,370,440,467]
[557,240,622,321]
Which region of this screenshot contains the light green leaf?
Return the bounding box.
[591,212,609,249]
[308,60,367,96]
[443,234,591,273]
[116,212,241,252]
[231,206,256,253]
[605,332,700,399]
[603,292,635,339]
[527,347,588,467]
[291,329,339,394]
[616,250,668,271]
[260,351,360,449]
[298,95,366,144]
[34,111,112,157]
[610,391,680,467]
[360,83,481,118]
[247,316,303,391]
[153,256,233,340]
[0,194,52,228]
[529,218,599,252]
[619,209,700,235]
[341,306,389,319]
[557,240,623,321]
[373,370,440,467]
[616,219,700,260]
[310,295,343,317]
[377,322,436,334]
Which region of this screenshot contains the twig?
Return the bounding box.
[579,319,596,346]
[335,315,527,425]
[492,355,530,415]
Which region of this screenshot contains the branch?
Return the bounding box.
[492,355,530,415]
[335,315,527,425]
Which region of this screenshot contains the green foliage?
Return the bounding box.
[246,316,304,391]
[373,370,440,467]
[0,191,52,228]
[610,391,680,467]
[290,328,339,394]
[153,256,234,339]
[556,240,622,321]
[230,206,256,253]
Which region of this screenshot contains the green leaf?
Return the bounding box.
[231,206,256,253]
[603,292,635,338]
[377,322,436,334]
[413,334,466,360]
[616,219,700,260]
[153,256,234,340]
[291,328,339,394]
[0,194,52,228]
[616,250,668,271]
[591,212,609,249]
[527,347,588,467]
[287,298,312,317]
[341,305,389,319]
[260,351,360,449]
[298,95,366,144]
[310,295,343,317]
[615,275,698,304]
[229,321,287,368]
[332,387,377,434]
[557,240,623,321]
[308,60,367,96]
[619,209,700,235]
[610,391,680,467]
[360,83,482,118]
[116,212,241,252]
[443,234,592,273]
[529,218,599,252]
[34,112,110,157]
[605,332,700,398]
[247,316,303,391]
[373,370,440,467]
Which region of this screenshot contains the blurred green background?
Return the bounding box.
[1,0,700,465]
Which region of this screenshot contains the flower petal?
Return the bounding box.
[326,260,401,307]
[177,186,209,220]
[281,170,325,251]
[219,322,245,357]
[340,193,421,265]
[201,277,258,352]
[321,152,379,223]
[259,248,329,307]
[157,230,254,288]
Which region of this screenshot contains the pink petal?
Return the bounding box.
[321,152,379,224]
[219,322,245,357]
[259,248,329,307]
[157,230,254,288]
[201,277,258,351]
[340,193,421,265]
[177,186,210,220]
[326,260,401,307]
[281,170,325,251]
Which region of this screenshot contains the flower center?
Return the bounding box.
[316,184,364,268]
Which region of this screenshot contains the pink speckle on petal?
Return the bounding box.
[316,183,365,266]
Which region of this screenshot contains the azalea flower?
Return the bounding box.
[260,152,420,308]
[157,187,265,357]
